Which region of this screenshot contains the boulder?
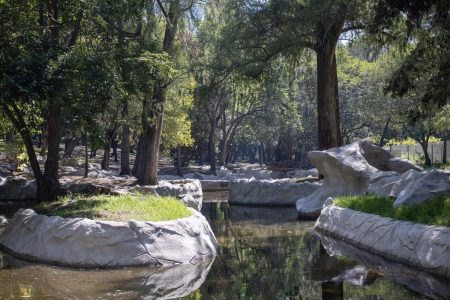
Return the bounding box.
[0,208,217,268]
[394,169,450,207]
[60,158,80,168]
[229,179,321,207]
[315,205,450,278]
[130,179,203,211]
[0,176,37,200]
[296,140,422,219]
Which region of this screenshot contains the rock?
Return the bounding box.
[154,180,203,211]
[293,168,319,178]
[229,179,321,207]
[0,176,37,200]
[315,205,450,278]
[200,180,229,192]
[0,216,8,227]
[394,169,450,207]
[359,140,422,172]
[130,179,203,211]
[296,140,422,219]
[129,185,159,196]
[0,208,217,268]
[65,183,114,195]
[60,158,80,168]
[296,142,378,219]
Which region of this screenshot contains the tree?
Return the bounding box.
[220,0,370,150]
[0,0,85,201]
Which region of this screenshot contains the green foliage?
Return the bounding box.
[334,194,450,226]
[36,194,192,222]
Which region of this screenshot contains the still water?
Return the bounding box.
[0,192,448,299]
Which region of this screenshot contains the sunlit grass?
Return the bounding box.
[334,194,450,227]
[36,194,192,222]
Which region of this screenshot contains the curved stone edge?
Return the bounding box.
[316,232,450,299]
[0,208,218,269]
[314,205,450,278]
[229,179,321,207]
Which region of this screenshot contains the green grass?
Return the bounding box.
[333,194,450,226]
[36,194,192,222]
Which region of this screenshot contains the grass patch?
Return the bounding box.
[36,194,192,222]
[334,194,450,227]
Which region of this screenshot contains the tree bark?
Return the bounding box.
[208,119,217,175]
[63,136,80,158]
[41,99,61,201]
[443,135,448,164]
[176,146,183,177]
[120,100,131,175]
[379,116,391,147]
[84,130,89,178]
[133,0,180,185]
[316,49,342,150]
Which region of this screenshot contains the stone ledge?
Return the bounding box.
[229,179,321,207]
[0,208,217,268]
[314,205,450,278]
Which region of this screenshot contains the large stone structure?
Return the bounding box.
[229,179,321,207]
[0,208,217,268]
[315,204,450,278]
[296,140,425,219]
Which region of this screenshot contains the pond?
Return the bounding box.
[0,192,447,299]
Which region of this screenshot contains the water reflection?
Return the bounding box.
[0,253,214,299]
[0,193,440,299]
[317,232,450,300]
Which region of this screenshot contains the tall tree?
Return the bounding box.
[220,0,368,150]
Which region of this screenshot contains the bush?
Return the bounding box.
[333,194,450,227]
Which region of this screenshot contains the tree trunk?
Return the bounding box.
[176,146,183,177]
[39,128,48,157]
[84,131,89,178]
[419,141,432,166]
[41,100,61,201]
[120,100,131,175]
[133,0,180,185]
[101,129,115,170]
[63,136,80,158]
[208,119,217,175]
[379,116,391,147]
[133,112,164,185]
[443,135,448,164]
[316,48,342,150]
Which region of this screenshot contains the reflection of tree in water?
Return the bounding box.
[187,202,323,299]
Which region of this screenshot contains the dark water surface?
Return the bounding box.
[0,192,447,299]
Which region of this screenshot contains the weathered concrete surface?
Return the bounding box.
[296,140,422,219]
[0,252,214,299]
[0,176,36,200]
[229,179,321,207]
[315,205,450,278]
[131,179,203,211]
[317,232,450,300]
[200,180,229,192]
[0,208,217,268]
[394,169,450,207]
